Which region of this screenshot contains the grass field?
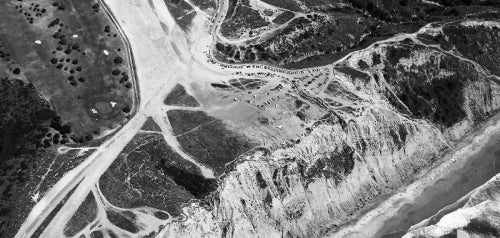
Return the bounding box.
[164,84,200,107]
[0,0,136,142]
[98,133,217,216]
[168,110,257,175]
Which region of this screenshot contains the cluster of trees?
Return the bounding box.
[0,78,72,158]
[348,0,500,23]
[437,0,500,6]
[52,2,66,11]
[347,0,392,22]
[216,41,277,63]
[15,2,47,24]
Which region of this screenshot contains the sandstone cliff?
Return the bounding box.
[161,19,500,238]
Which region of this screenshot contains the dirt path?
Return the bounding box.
[13,0,334,236]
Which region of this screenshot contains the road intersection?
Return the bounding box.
[15,0,331,237]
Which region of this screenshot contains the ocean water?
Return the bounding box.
[378,132,500,238]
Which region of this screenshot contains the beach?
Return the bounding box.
[330,114,500,238]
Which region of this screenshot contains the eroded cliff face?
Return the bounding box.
[161,19,500,238]
[403,174,500,238]
[212,111,450,238]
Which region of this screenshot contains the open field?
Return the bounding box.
[0,0,137,142]
[0,0,138,236]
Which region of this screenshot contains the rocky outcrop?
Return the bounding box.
[161,19,500,238]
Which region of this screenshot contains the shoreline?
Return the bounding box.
[378,130,500,238]
[328,112,500,238]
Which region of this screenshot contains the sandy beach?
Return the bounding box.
[329,114,500,238]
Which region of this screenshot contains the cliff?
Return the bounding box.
[161,19,500,238]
